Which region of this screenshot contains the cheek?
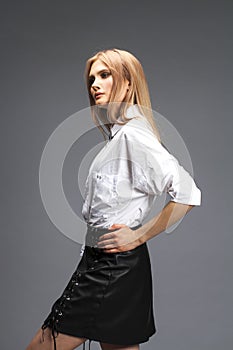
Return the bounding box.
[104,77,113,93]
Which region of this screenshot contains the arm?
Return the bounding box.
[97,201,195,252]
[98,122,201,253]
[135,201,195,245]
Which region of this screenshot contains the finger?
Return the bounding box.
[98,232,114,242]
[103,245,132,254]
[108,223,126,230]
[98,241,116,249]
[103,248,118,253]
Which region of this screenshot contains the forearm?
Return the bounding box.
[136,201,195,245]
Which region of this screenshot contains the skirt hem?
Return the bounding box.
[41,223,156,350]
[41,324,156,346]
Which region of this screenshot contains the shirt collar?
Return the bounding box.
[109,105,144,140]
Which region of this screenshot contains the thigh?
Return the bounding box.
[100,342,139,350]
[26,327,87,350]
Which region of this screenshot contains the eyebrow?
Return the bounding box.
[88,69,110,79]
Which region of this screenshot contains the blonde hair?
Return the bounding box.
[85,48,161,142]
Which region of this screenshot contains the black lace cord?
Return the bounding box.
[40,243,102,350]
[41,323,92,350]
[41,317,58,350]
[41,270,82,350]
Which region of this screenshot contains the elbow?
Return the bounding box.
[187,204,195,212]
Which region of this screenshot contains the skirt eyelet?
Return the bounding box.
[41,269,83,350]
[40,223,155,350]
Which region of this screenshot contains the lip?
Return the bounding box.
[95,93,104,99]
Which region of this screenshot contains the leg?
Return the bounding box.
[100,342,139,350]
[25,327,87,350]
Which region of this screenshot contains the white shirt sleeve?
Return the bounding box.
[124,121,202,206]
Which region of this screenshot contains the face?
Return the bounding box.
[88,59,129,105]
[88,60,113,105]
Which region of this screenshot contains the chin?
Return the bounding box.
[95,100,108,106]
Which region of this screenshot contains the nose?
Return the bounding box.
[91,77,101,91]
[91,84,99,92]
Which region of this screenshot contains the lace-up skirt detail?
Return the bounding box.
[41,224,156,349]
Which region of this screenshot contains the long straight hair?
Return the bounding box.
[85,48,161,142]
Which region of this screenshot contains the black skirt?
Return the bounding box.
[41,224,156,350]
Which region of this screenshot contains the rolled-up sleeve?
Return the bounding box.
[124,123,202,206]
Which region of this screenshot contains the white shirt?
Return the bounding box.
[81,105,201,229]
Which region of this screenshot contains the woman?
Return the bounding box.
[26,49,201,350]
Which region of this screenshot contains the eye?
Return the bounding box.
[101,71,111,79]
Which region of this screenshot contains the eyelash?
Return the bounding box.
[101,71,111,79]
[89,71,111,86]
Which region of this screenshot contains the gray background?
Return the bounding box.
[1,0,232,349]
